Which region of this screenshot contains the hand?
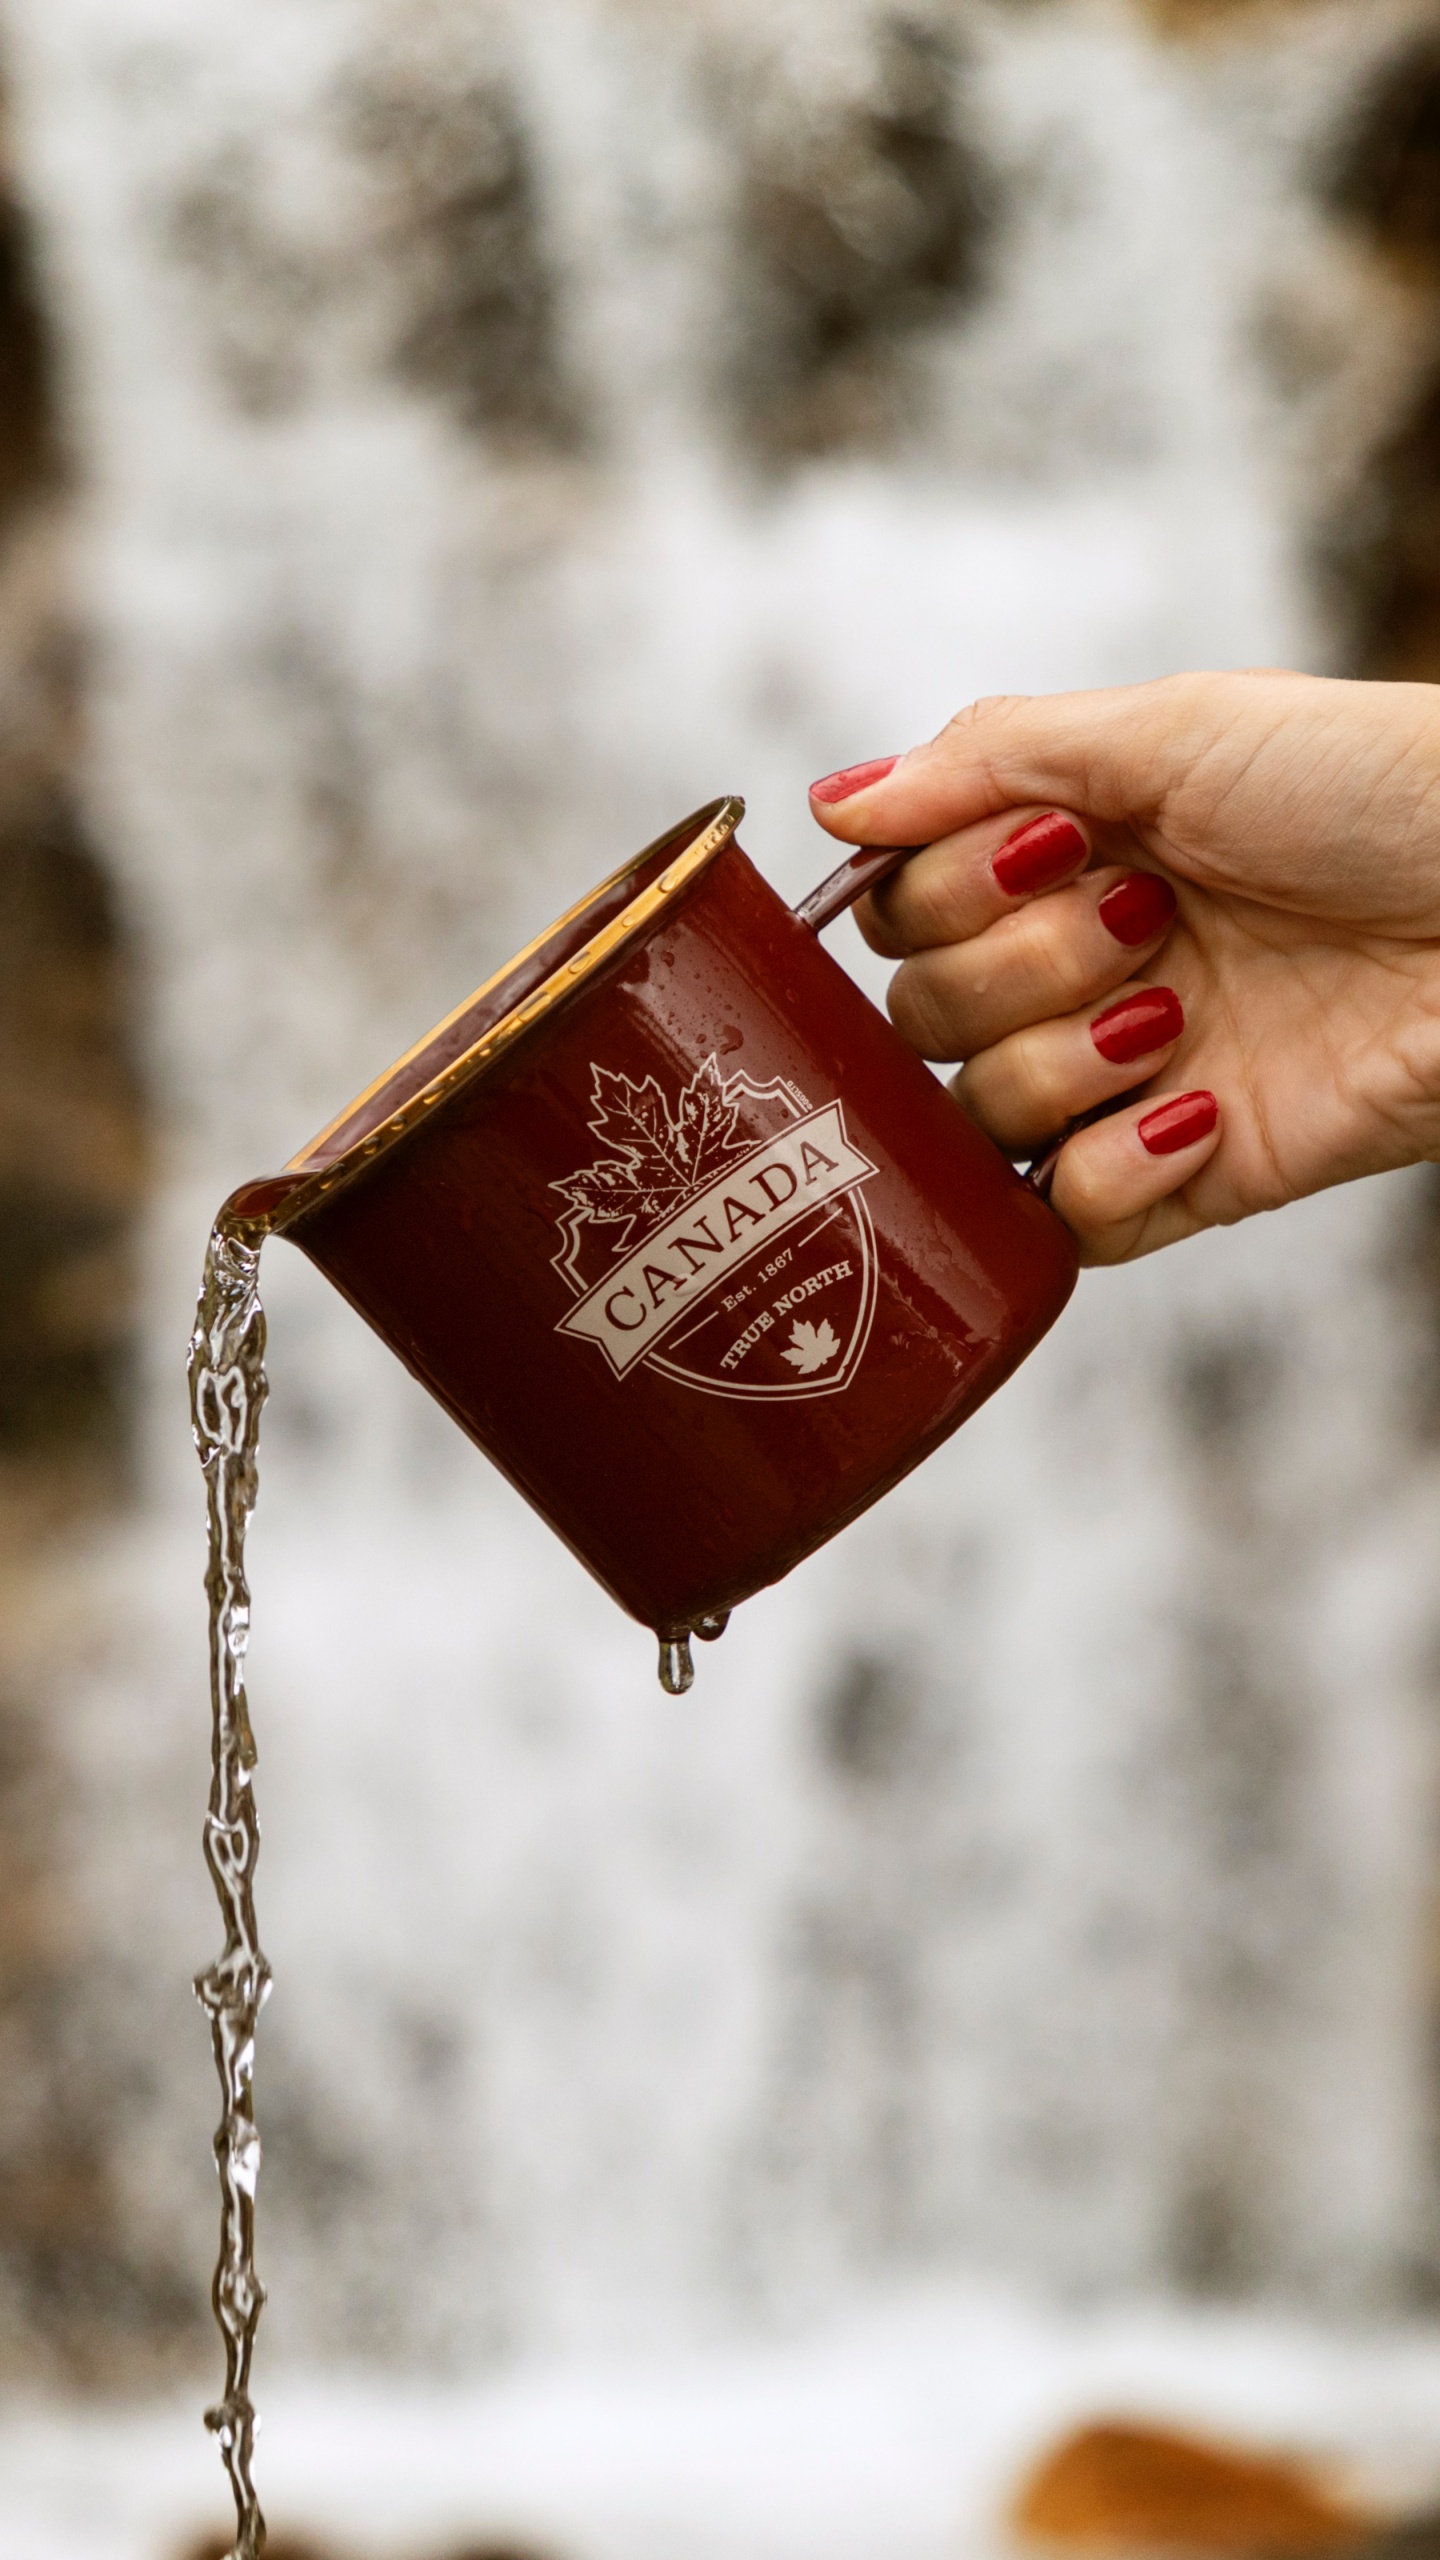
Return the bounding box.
[808,673,1440,1264]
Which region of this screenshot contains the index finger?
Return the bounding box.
[856,806,1091,958]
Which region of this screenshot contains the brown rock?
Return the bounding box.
[1010,2420,1367,2555]
[436,2547,561,2560]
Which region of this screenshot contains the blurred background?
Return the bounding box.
[10,0,1440,2553]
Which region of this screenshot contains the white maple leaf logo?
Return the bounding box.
[782,1316,841,1376]
[551,1056,754,1253]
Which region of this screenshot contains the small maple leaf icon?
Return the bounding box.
[782,1316,841,1376]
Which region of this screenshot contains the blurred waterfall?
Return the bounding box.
[2,0,1440,2374]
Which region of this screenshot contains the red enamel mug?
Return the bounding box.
[227,799,1077,1659]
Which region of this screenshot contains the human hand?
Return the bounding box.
[808,673,1440,1264]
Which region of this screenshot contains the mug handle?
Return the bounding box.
[793,843,921,933]
[794,836,1097,1202]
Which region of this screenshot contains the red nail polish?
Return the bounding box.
[1097,870,1177,947]
[809,756,899,805]
[1138,1090,1217,1155]
[1090,986,1184,1065]
[991,813,1088,897]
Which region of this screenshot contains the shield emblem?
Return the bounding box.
[550,1055,878,1403]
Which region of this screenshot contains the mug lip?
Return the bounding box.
[258,794,744,1237]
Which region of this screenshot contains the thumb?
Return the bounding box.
[807,674,1232,848]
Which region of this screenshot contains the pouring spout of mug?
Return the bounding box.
[793,843,921,934]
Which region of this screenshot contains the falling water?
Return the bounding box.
[185,1164,732,2526]
[189,1211,272,2560]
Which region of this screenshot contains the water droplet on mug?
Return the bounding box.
[694,1612,730,1643]
[658,1634,694,1695]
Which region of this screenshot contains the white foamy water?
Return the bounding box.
[1,0,1438,2432]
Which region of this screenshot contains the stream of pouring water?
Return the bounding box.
[185,1200,727,2544]
[189,1212,272,2560]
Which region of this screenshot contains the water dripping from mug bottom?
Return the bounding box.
[658,1635,694,1694]
[657,1610,731,1694]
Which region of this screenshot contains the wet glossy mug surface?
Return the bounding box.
[230,803,1078,1634]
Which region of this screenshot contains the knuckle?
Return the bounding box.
[888,960,960,1060]
[933,695,1034,799]
[951,1057,1001,1136]
[1054,1138,1116,1226]
[941,692,1031,740]
[1012,1036,1079,1129]
[1023,902,1106,1012]
[854,892,908,959]
[874,843,979,950]
[1053,934,1103,1010]
[904,866,971,946]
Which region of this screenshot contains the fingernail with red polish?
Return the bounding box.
[1098,870,1177,947]
[1090,986,1184,1065]
[1138,1090,1218,1155]
[991,812,1088,897]
[809,755,899,805]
